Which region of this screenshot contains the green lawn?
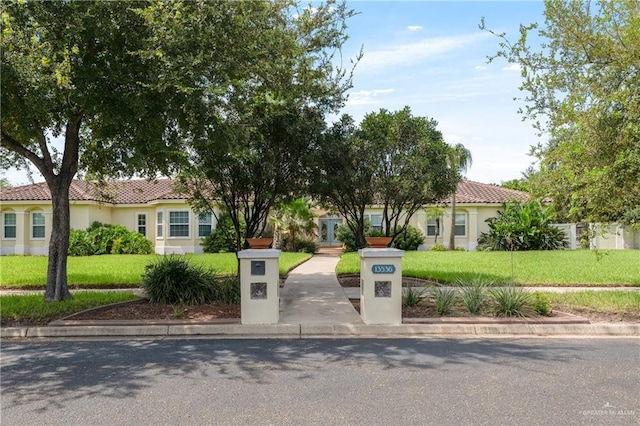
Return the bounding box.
[541,291,640,314]
[0,291,140,326]
[337,250,640,286]
[0,252,311,288]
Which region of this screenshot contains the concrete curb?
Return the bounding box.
[2,322,639,339]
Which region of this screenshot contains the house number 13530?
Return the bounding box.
[372,264,395,274]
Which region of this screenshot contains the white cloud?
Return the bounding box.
[474,65,487,71]
[407,25,422,31]
[359,33,490,72]
[502,63,521,71]
[346,88,395,106]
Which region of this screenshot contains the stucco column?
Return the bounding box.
[467,207,478,251]
[15,209,28,255]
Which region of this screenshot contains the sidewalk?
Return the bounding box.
[2,254,640,339]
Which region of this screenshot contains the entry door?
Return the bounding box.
[319,218,342,244]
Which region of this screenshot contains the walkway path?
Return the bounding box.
[278,254,362,325]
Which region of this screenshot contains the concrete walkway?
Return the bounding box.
[279,254,362,325]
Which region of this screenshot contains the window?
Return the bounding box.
[3,212,16,239]
[454,213,466,236]
[136,213,147,237]
[32,212,45,239]
[156,211,163,239]
[169,211,190,237]
[198,213,213,238]
[365,213,383,233]
[426,217,440,237]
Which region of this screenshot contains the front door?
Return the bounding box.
[318,217,342,245]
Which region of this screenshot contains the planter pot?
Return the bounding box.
[246,238,273,249]
[366,237,392,248]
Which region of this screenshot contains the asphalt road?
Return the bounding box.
[1,338,638,425]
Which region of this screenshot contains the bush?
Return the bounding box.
[434,287,457,316]
[142,255,219,305]
[293,238,319,254]
[490,287,533,317]
[112,232,153,255]
[477,200,568,251]
[68,221,153,256]
[201,213,245,253]
[68,229,93,256]
[336,220,375,252]
[532,292,551,316]
[429,242,447,251]
[391,225,425,251]
[213,276,241,305]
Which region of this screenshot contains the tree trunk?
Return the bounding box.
[448,193,456,250]
[45,177,73,302]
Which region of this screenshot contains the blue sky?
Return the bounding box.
[333,0,546,184]
[2,1,546,186]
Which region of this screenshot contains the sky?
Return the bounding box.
[2,0,547,187]
[333,0,547,184]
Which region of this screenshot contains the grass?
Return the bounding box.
[542,291,640,314]
[336,250,640,286]
[0,252,311,289]
[0,291,139,326]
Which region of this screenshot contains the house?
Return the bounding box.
[2,179,636,255]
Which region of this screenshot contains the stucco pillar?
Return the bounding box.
[467,208,478,251]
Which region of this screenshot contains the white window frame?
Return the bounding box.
[426,217,440,237]
[365,213,383,233]
[168,210,190,238]
[197,212,213,238]
[454,212,467,237]
[136,213,147,237]
[31,211,46,239]
[156,211,163,239]
[3,212,17,240]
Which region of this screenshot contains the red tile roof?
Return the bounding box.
[0,179,183,204]
[442,180,529,204]
[1,179,529,205]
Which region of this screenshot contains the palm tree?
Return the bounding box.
[446,144,472,250]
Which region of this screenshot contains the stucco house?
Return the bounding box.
[2,178,636,255]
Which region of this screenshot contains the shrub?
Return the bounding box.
[213,276,241,305]
[459,278,489,314]
[403,286,426,307]
[68,221,153,256]
[532,292,551,316]
[490,287,533,317]
[111,232,153,255]
[391,225,425,251]
[477,200,568,251]
[142,255,218,305]
[292,238,319,254]
[201,213,245,253]
[434,287,457,316]
[429,242,447,251]
[68,229,93,256]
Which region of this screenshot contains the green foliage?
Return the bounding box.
[336,219,380,252]
[111,232,153,255]
[68,222,152,256]
[477,200,568,251]
[201,213,245,253]
[212,276,241,305]
[289,238,319,254]
[311,107,458,250]
[458,277,490,314]
[482,2,640,223]
[429,242,448,251]
[391,225,425,251]
[142,255,218,305]
[490,287,533,317]
[402,286,426,308]
[531,292,551,316]
[434,287,457,316]
[270,198,317,252]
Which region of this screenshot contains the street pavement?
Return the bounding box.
[1,254,639,339]
[1,338,639,425]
